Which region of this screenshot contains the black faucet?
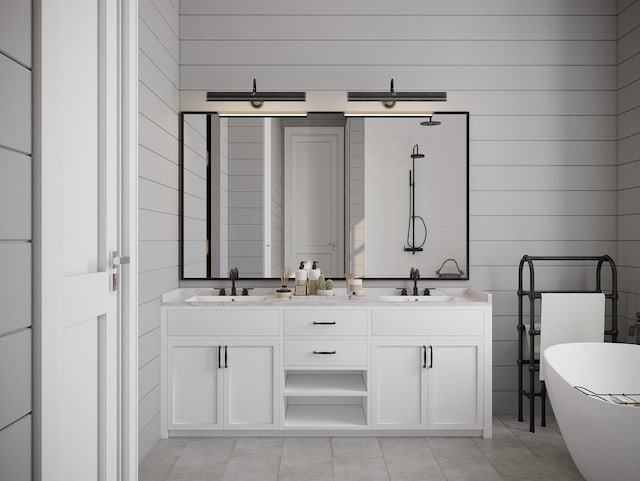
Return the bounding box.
[409,267,420,296]
[229,267,239,296]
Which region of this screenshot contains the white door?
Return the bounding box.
[168,341,224,431]
[36,0,122,479]
[427,339,483,430]
[224,340,280,429]
[285,127,344,276]
[371,341,428,429]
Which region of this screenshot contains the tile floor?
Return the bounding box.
[139,416,584,481]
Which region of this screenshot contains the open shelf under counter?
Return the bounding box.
[284,371,367,397]
[284,404,367,429]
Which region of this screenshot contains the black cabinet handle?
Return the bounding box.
[224,345,228,368]
[429,345,433,368]
[313,350,336,355]
[218,345,221,368]
[422,345,427,368]
[313,321,336,325]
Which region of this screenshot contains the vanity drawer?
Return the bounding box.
[284,310,367,336]
[284,340,368,367]
[167,310,279,336]
[371,310,483,336]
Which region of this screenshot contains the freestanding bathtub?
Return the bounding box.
[543,342,640,481]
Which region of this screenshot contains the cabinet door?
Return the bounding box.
[427,339,483,430]
[223,340,280,429]
[168,340,223,430]
[371,341,427,429]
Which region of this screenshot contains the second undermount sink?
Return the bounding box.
[379,295,455,303]
[185,295,270,303]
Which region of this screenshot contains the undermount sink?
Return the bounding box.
[379,295,455,303]
[185,295,270,303]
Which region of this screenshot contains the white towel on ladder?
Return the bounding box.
[539,293,605,380]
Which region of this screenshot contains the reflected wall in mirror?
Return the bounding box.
[180,112,468,280]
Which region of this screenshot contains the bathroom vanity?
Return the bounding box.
[160,288,492,438]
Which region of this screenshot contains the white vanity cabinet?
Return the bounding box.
[161,309,280,435]
[371,309,485,432]
[161,291,492,438]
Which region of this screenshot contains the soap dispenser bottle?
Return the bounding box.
[295,261,308,296]
[309,261,321,295]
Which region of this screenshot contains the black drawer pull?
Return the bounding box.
[313,321,336,325]
[224,345,228,368]
[313,350,336,355]
[429,345,433,368]
[422,345,427,368]
[218,345,222,368]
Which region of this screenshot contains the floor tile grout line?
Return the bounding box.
[160,440,188,481]
[422,437,448,481]
[330,437,336,481]
[275,437,285,481]
[425,437,451,481]
[376,437,392,481]
[219,437,238,481]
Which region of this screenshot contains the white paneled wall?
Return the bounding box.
[138,0,179,461]
[270,118,285,274]
[179,0,618,414]
[618,0,640,340]
[0,1,31,479]
[227,118,265,277]
[348,118,365,277]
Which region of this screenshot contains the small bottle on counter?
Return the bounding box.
[309,261,320,295]
[295,261,308,296]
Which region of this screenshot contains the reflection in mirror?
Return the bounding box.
[180,112,468,280]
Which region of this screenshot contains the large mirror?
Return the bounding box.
[180,112,468,280]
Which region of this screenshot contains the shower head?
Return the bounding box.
[420,116,441,126]
[411,144,425,159]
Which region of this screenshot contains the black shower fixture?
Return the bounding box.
[404,117,441,254]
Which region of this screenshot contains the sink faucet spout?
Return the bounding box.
[229,267,239,296]
[410,267,420,296]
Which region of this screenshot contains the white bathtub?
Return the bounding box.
[543,342,640,481]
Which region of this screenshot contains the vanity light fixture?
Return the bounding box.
[206,78,306,108]
[347,79,446,108]
[218,112,308,117]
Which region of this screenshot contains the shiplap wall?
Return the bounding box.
[0,1,32,480]
[618,1,640,341]
[138,0,179,460]
[270,118,285,274]
[182,114,208,278]
[348,118,365,277]
[228,118,265,276]
[178,0,619,414]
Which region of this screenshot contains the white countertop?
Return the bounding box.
[161,287,491,307]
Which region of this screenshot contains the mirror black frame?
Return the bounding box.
[179,111,470,281]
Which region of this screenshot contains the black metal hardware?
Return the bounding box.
[313,321,336,325]
[517,255,618,433]
[396,287,408,296]
[429,346,433,368]
[409,268,421,295]
[422,345,427,368]
[229,268,239,296]
[423,288,431,296]
[224,345,228,368]
[313,350,336,355]
[241,287,253,296]
[348,79,447,108]
[214,287,226,296]
[206,78,306,107]
[218,345,221,368]
[404,146,429,255]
